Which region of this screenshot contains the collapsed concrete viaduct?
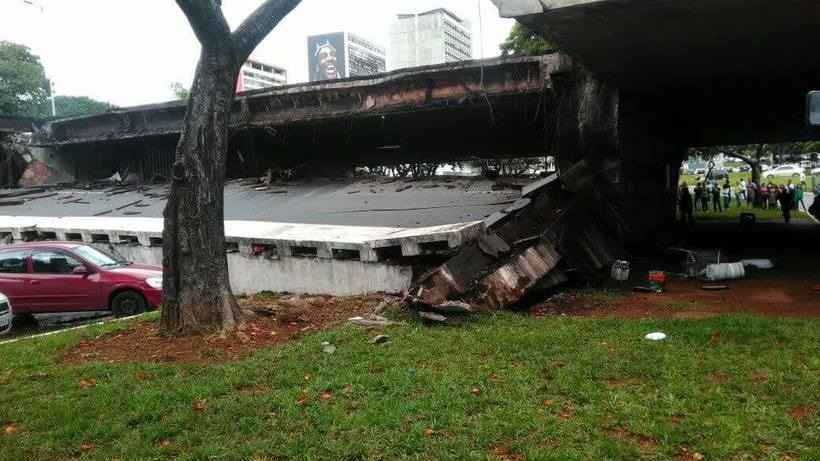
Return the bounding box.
[26,0,820,239]
[31,57,555,182]
[3,1,819,300]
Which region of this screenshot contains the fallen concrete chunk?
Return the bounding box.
[484,241,561,309]
[418,311,447,322]
[371,334,390,344]
[478,233,511,259]
[347,316,399,328]
[432,301,474,314]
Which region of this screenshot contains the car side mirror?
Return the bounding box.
[72,266,90,275]
[808,91,820,126]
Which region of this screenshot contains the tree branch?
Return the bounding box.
[232,0,302,62]
[723,151,755,166]
[176,0,231,49]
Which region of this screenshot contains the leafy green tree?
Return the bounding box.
[53,95,114,117]
[0,41,50,116]
[500,23,555,57]
[170,82,190,101]
[689,142,816,186]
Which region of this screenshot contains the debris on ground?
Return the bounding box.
[418,311,447,323]
[610,260,630,281]
[701,284,729,291]
[633,286,662,294]
[407,160,625,313]
[371,334,390,345]
[741,259,774,270]
[321,341,336,354]
[534,270,820,319]
[347,315,402,328]
[645,332,667,341]
[62,294,382,364]
[430,301,474,314]
[705,262,745,281]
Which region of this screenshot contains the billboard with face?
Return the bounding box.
[308,33,346,82]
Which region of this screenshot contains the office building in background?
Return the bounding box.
[307,32,386,82]
[236,59,288,93]
[389,8,473,70]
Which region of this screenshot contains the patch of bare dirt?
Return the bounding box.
[532,277,820,319]
[490,443,524,461]
[750,372,770,385]
[710,371,729,384]
[62,294,387,365]
[605,378,645,388]
[789,405,814,422]
[605,427,658,452]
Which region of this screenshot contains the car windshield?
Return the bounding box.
[72,245,129,268]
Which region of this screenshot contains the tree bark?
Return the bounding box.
[161,48,241,336]
[160,0,301,336]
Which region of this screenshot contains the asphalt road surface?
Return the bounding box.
[0,177,521,228]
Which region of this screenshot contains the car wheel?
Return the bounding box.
[110,290,147,317]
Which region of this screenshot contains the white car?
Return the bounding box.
[811,167,820,175]
[0,293,11,335]
[766,165,805,180]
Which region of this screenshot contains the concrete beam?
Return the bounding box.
[492,0,603,17]
[494,0,820,90]
[34,56,554,147]
[0,216,483,263]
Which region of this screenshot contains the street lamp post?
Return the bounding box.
[20,0,56,117]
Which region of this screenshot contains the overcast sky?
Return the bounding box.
[1,0,514,107]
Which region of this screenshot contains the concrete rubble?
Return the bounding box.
[407,157,626,311]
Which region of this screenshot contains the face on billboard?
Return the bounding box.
[309,33,346,82]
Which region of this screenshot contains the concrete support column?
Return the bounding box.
[618,93,686,239]
[547,67,683,245]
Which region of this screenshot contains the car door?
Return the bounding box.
[0,249,32,312]
[27,250,102,312]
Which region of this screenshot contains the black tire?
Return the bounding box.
[110,290,147,317]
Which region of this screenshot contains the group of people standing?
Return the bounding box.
[679,177,811,225]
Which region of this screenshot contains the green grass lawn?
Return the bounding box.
[680,172,818,189]
[1,313,818,460]
[691,205,814,223]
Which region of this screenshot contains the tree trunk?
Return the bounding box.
[160,48,242,336]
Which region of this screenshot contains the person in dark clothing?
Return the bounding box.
[778,185,794,223]
[679,182,695,227]
[693,183,705,212]
[711,181,722,212]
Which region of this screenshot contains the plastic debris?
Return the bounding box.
[705,262,745,281]
[645,332,667,341]
[611,260,631,282]
[741,259,774,270]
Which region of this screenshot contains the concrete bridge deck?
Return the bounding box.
[0,176,537,296]
[33,56,556,161]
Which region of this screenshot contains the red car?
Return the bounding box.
[0,242,162,317]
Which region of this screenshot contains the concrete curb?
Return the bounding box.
[0,313,147,346]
